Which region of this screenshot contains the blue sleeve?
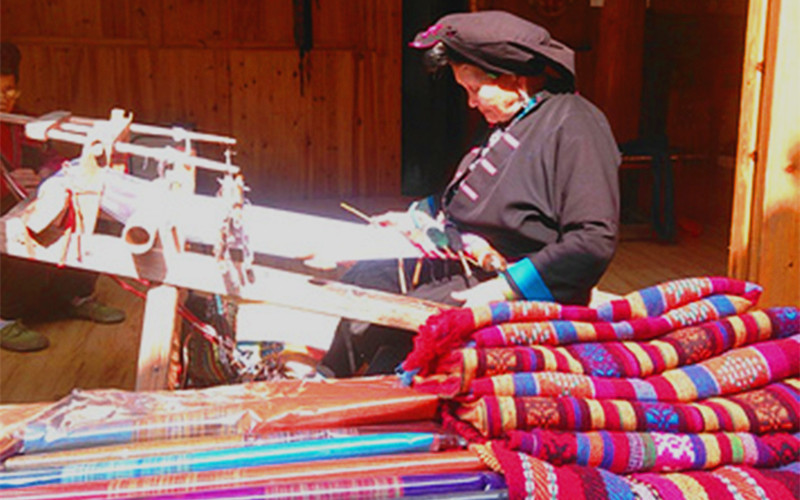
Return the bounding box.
[503,258,554,301]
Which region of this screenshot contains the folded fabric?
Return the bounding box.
[142,471,507,499]
[402,277,762,378]
[0,432,441,489]
[471,294,755,348]
[504,429,799,473]
[18,376,438,453]
[399,276,798,499]
[4,423,460,471]
[458,379,799,437]
[474,440,799,500]
[430,307,798,392]
[466,336,799,401]
[2,450,487,500]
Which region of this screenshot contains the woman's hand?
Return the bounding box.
[451,276,515,307]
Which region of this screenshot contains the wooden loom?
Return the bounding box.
[0,109,448,391]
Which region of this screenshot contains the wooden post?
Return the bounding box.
[135,284,181,391]
[729,0,769,280]
[729,0,800,306]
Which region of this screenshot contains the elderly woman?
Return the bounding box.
[320,10,620,377]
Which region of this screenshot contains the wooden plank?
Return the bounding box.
[745,0,777,282]
[228,0,294,46]
[229,49,306,202]
[0,0,39,38]
[0,0,103,39]
[314,0,365,49]
[729,0,769,279]
[369,0,402,196]
[649,0,748,17]
[753,0,800,306]
[115,48,160,123]
[161,0,229,46]
[729,0,800,307]
[150,49,232,134]
[135,284,181,391]
[308,51,357,198]
[591,0,646,144]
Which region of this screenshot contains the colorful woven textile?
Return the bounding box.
[429,307,798,392]
[504,429,799,473]
[471,295,755,348]
[402,277,799,499]
[143,471,506,499]
[474,441,799,500]
[402,277,762,377]
[2,450,487,500]
[466,336,799,401]
[4,434,274,471]
[17,376,438,453]
[4,424,455,471]
[457,379,800,437]
[0,432,441,489]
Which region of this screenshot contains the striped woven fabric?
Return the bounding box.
[466,335,799,401]
[2,450,487,500]
[474,441,799,500]
[0,433,443,489]
[404,277,799,499]
[19,377,438,453]
[504,429,799,473]
[401,277,763,378]
[430,307,798,389]
[471,295,757,348]
[457,379,800,437]
[141,471,507,500]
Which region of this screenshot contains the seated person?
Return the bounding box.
[1,41,125,352]
[320,11,620,377]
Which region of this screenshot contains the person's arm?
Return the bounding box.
[503,113,620,305]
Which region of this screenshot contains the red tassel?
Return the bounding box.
[403,308,477,376]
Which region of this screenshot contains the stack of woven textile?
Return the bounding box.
[400,277,799,499]
[0,377,506,498]
[0,277,797,500]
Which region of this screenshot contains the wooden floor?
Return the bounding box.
[0,198,729,404]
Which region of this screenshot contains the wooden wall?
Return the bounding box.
[0,0,758,231]
[0,0,402,205]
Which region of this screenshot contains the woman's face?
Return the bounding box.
[451,64,524,125]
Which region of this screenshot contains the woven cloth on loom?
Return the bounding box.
[404,277,800,499]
